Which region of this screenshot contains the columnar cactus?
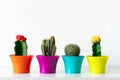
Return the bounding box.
[41,36,56,56]
[91,35,101,56]
[64,44,80,56]
[14,35,28,56]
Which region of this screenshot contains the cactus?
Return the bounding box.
[91,35,101,56]
[64,44,80,56]
[14,35,28,56]
[41,36,56,56]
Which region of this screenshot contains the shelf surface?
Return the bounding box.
[0,66,120,80]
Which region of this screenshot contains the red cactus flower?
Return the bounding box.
[16,35,27,41]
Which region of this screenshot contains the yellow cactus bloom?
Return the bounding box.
[91,35,101,43]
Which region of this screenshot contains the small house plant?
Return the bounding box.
[9,35,33,73]
[87,35,109,74]
[62,44,84,74]
[36,36,59,74]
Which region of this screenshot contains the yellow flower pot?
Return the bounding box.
[87,55,109,74]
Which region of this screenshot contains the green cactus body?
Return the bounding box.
[14,41,28,56]
[46,39,51,56]
[92,43,101,56]
[64,44,80,56]
[41,44,46,56]
[50,36,55,45]
[41,36,56,56]
[51,45,56,56]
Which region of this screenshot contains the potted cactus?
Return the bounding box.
[36,36,59,74]
[62,44,84,74]
[87,35,109,74]
[9,35,33,73]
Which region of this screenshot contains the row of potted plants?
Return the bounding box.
[9,35,109,74]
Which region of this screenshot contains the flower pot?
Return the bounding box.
[62,55,84,74]
[9,54,33,73]
[36,55,59,74]
[87,55,109,74]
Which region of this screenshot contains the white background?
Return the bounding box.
[0,0,120,69]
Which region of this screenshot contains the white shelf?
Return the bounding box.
[0,66,120,80]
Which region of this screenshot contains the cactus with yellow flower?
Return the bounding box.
[91,35,101,56]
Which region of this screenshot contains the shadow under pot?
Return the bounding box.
[9,54,33,74]
[87,55,109,74]
[62,55,84,74]
[36,55,59,74]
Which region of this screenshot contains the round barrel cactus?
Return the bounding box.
[64,44,80,56]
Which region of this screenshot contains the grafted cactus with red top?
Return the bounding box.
[14,35,28,56]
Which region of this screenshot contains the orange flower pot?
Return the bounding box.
[9,54,33,73]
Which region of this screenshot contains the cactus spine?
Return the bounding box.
[91,35,101,56]
[14,35,28,56]
[41,36,56,56]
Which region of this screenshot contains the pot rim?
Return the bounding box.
[9,54,33,57]
[36,55,59,57]
[62,55,84,57]
[87,55,108,57]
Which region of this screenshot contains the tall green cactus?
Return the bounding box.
[91,35,101,56]
[41,36,56,56]
[14,35,28,56]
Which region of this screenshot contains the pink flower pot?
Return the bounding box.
[36,55,59,74]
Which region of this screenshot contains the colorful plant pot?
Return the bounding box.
[9,54,33,73]
[87,55,109,74]
[36,55,59,74]
[62,55,84,74]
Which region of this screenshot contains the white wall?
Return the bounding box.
[0,0,120,68]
